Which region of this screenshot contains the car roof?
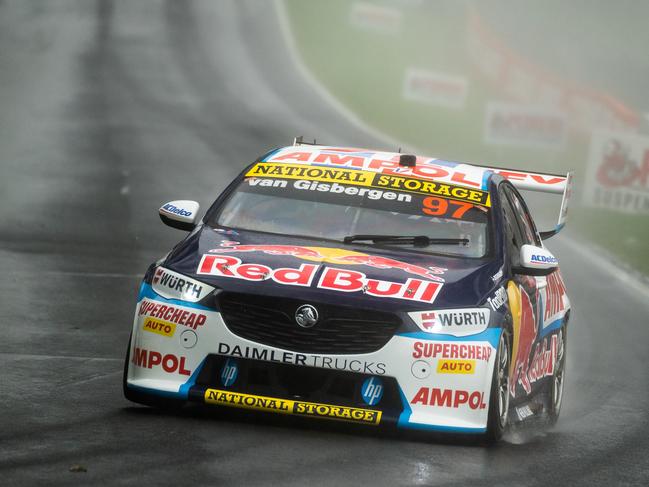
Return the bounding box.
[259,145,495,191]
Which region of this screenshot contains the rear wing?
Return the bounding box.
[484,166,574,240]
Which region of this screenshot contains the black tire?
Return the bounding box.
[547,324,567,425]
[484,330,511,443]
[122,334,185,410]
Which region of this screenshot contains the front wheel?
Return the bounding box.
[484,330,510,442]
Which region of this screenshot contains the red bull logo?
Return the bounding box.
[527,335,557,386]
[197,254,443,304]
[208,242,446,282]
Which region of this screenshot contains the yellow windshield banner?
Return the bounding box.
[204,388,382,425]
[246,162,375,186]
[246,162,490,207]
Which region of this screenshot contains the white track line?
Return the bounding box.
[1,353,122,361]
[7,270,142,278]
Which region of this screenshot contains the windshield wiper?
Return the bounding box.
[342,235,469,247]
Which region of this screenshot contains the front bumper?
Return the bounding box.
[126,283,501,433]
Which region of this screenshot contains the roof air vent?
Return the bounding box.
[399,154,416,167]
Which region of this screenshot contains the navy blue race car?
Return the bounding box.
[124,141,573,441]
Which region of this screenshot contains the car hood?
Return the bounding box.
[163,226,502,312]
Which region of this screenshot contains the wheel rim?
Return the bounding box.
[552,328,565,412]
[496,333,510,428]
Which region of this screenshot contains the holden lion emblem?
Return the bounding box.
[295,304,319,328]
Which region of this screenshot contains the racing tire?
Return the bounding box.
[547,324,567,425]
[484,330,511,443]
[122,334,185,411]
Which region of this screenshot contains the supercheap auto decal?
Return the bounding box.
[246,162,491,207]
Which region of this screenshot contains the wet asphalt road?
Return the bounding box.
[1,1,649,485]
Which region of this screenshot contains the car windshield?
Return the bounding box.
[211,164,491,258]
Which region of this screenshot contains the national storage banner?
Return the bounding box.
[246,162,491,206]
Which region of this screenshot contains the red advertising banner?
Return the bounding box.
[583,132,649,214]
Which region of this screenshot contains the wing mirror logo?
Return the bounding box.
[514,244,559,276]
[158,200,200,232]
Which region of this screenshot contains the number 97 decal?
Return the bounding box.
[422,197,476,218]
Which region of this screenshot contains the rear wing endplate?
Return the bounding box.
[484,167,574,240]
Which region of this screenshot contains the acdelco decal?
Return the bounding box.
[436,359,476,374]
[410,387,486,409]
[530,254,558,265]
[138,299,207,330]
[204,389,381,425]
[246,162,490,206]
[161,203,192,217]
[412,342,492,361]
[198,255,443,304]
[131,347,190,376]
[409,308,490,336]
[152,267,212,303]
[142,317,176,337]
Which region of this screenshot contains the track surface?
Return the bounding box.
[1,1,648,485]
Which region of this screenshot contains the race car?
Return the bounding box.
[123,140,572,441]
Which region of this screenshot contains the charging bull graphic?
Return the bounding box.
[208,242,447,282]
[508,281,538,397]
[507,280,558,397]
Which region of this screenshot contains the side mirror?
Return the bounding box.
[539,229,558,240]
[512,244,559,276]
[159,200,200,231]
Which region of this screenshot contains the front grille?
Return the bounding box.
[218,292,401,354]
[192,355,404,414]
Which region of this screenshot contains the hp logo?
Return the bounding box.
[220,359,238,387]
[361,377,384,406]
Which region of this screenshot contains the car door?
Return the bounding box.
[499,183,547,399]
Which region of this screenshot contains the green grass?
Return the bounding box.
[283,0,649,275]
[571,207,649,275]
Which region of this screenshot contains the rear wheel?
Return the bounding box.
[485,330,510,442]
[547,325,567,424]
